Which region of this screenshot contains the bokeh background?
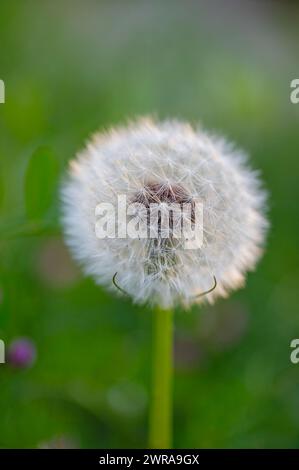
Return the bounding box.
[1,0,299,448]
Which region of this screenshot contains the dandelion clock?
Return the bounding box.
[61,117,268,448]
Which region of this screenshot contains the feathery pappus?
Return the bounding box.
[61,117,268,309]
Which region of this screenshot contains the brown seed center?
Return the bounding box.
[133,182,192,206]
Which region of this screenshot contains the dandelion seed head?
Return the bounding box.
[61,117,268,308]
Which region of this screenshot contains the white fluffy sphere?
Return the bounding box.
[61,118,268,309]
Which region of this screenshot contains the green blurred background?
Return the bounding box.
[0,0,299,448]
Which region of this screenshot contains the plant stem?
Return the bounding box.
[149,307,174,449]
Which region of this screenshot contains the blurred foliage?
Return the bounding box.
[24,146,59,220]
[0,0,299,448]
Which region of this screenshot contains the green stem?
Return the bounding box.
[149,307,174,449]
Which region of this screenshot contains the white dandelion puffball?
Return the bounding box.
[61,117,268,309]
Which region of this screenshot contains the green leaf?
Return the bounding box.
[24,146,59,219]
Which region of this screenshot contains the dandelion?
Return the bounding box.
[61,117,268,448]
